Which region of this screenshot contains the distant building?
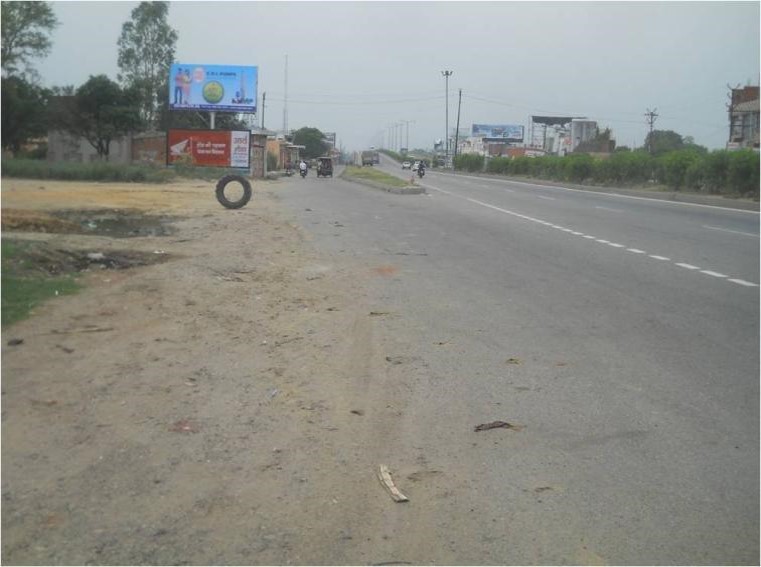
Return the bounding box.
[727,85,759,151]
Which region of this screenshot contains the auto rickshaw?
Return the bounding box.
[316,156,333,178]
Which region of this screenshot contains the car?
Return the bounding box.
[412,161,421,171]
[401,161,411,169]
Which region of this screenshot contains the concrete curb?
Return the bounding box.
[341,174,425,195]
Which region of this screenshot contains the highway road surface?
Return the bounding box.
[274,158,759,565]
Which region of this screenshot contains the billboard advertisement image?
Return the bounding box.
[167,129,250,169]
[472,124,525,141]
[169,64,257,113]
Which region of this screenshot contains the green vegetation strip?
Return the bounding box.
[1,241,81,327]
[454,149,760,198]
[342,165,411,188]
[1,159,247,183]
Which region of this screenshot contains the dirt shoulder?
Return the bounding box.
[1,178,418,565]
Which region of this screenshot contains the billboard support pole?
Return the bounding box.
[210,112,216,130]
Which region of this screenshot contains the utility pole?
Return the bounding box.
[454,89,462,160]
[645,108,658,154]
[442,70,453,167]
[283,55,288,136]
[261,91,266,129]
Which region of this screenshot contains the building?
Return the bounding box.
[728,85,759,150]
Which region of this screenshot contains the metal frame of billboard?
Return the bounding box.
[166,128,251,169]
[169,64,258,113]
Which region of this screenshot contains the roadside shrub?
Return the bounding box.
[454,153,484,172]
[564,153,595,182]
[511,157,531,175]
[597,150,653,184]
[1,158,175,183]
[726,150,760,198]
[486,157,511,174]
[656,149,703,190]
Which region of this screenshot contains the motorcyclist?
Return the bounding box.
[417,160,426,176]
[299,160,307,176]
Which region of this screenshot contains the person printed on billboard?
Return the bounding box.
[182,70,192,106]
[173,68,184,105]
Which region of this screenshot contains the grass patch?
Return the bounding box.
[342,165,411,188]
[1,240,81,327]
[1,159,250,184]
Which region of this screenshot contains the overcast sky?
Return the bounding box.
[37,1,759,151]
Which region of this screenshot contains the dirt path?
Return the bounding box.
[2,178,430,565]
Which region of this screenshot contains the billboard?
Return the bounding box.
[167,129,250,168]
[169,64,257,113]
[472,124,524,141]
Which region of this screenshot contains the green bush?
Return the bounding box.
[454,154,484,172]
[1,159,174,183]
[486,157,511,174]
[564,154,595,182]
[727,150,760,198]
[596,150,653,184]
[656,149,703,190]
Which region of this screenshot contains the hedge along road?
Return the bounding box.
[274,158,760,564]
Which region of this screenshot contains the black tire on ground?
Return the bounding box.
[215,175,252,209]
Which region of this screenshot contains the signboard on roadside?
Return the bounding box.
[169,64,258,113]
[472,124,524,141]
[167,129,250,168]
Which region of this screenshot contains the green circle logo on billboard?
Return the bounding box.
[202,81,224,104]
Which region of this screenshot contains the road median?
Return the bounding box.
[340,165,425,195]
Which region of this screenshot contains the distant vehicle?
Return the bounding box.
[402,161,411,169]
[373,152,380,164]
[316,157,333,178]
[412,161,420,171]
[361,151,375,166]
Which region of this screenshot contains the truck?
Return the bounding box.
[361,151,376,166]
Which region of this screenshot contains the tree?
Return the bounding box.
[117,1,177,128]
[644,130,684,156]
[50,75,141,160]
[575,127,615,153]
[1,1,58,78]
[155,103,247,131]
[291,127,328,159]
[1,75,50,154]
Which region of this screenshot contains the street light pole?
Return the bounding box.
[400,120,415,153]
[442,70,453,167]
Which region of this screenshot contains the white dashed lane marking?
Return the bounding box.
[432,188,759,288]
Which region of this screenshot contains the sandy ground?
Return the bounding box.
[1,178,425,565]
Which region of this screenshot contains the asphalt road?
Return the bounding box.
[274,159,759,565]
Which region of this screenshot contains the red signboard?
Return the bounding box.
[167,129,250,168]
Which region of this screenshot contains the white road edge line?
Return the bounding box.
[728,279,759,287]
[700,270,728,278]
[429,186,759,287]
[702,225,759,238]
[445,173,760,214]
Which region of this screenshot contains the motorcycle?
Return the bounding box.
[300,168,307,178]
[417,167,425,178]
